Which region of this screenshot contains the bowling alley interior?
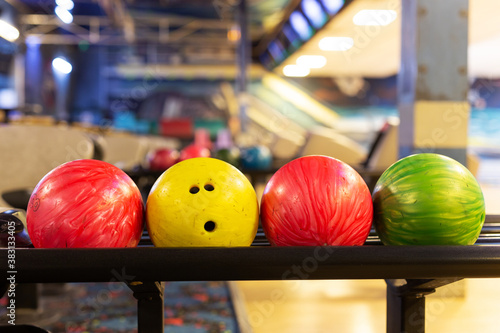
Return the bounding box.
[2,0,500,332]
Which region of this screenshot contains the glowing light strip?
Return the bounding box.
[0,20,19,42]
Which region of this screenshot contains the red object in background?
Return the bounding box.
[179,144,211,161]
[160,118,193,138]
[260,155,373,246]
[26,159,144,248]
[149,148,180,171]
[193,128,212,150]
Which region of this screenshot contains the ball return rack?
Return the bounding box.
[3,215,500,333]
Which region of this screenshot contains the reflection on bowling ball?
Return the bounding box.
[373,153,485,245]
[240,145,272,171]
[146,157,259,247]
[260,155,373,246]
[27,159,145,248]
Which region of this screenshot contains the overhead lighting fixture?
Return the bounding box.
[296,55,327,69]
[353,10,397,26]
[289,11,313,41]
[25,35,41,45]
[282,23,302,49]
[318,37,354,51]
[283,64,310,77]
[55,6,73,24]
[302,0,327,29]
[321,0,344,15]
[0,19,20,42]
[52,57,73,74]
[268,40,286,63]
[227,25,240,42]
[55,0,74,10]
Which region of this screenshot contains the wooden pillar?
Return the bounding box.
[398,0,469,165]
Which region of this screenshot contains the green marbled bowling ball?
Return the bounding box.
[373,153,485,245]
[214,148,241,167]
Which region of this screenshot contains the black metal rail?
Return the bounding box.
[4,244,500,283]
[2,216,500,333]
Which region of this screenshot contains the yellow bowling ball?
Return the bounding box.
[146,157,259,247]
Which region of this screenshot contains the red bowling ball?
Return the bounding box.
[148,148,179,171]
[179,144,211,161]
[260,155,373,246]
[27,159,144,248]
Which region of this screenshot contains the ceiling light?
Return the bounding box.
[289,11,313,41]
[55,6,73,24]
[55,0,74,10]
[268,40,285,63]
[321,0,344,15]
[25,36,41,45]
[283,64,310,77]
[353,10,397,26]
[227,25,240,42]
[318,37,354,51]
[302,0,327,29]
[52,57,73,74]
[296,55,327,69]
[0,20,20,42]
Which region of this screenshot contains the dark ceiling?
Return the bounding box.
[10,0,293,36]
[3,0,295,64]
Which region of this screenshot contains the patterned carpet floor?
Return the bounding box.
[1,281,241,333]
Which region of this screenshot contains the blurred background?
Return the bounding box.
[1,0,499,183]
[2,0,500,332]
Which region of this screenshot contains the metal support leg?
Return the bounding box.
[237,0,249,132]
[128,281,164,333]
[387,284,426,333]
[15,284,39,310]
[385,278,462,333]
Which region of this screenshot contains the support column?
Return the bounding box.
[128,281,164,333]
[237,0,249,132]
[398,0,469,165]
[386,287,426,333]
[385,278,463,333]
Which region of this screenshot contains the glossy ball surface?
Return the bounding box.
[240,145,272,170]
[148,148,179,171]
[214,148,240,167]
[260,155,373,246]
[179,144,211,161]
[146,157,259,247]
[27,159,144,248]
[373,153,485,245]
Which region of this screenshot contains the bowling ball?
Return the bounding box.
[146,157,259,247]
[214,147,240,167]
[240,145,272,170]
[148,148,179,171]
[0,209,32,248]
[27,159,144,248]
[260,155,373,246]
[179,144,211,161]
[373,153,485,245]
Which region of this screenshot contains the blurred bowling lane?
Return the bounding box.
[235,278,500,333]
